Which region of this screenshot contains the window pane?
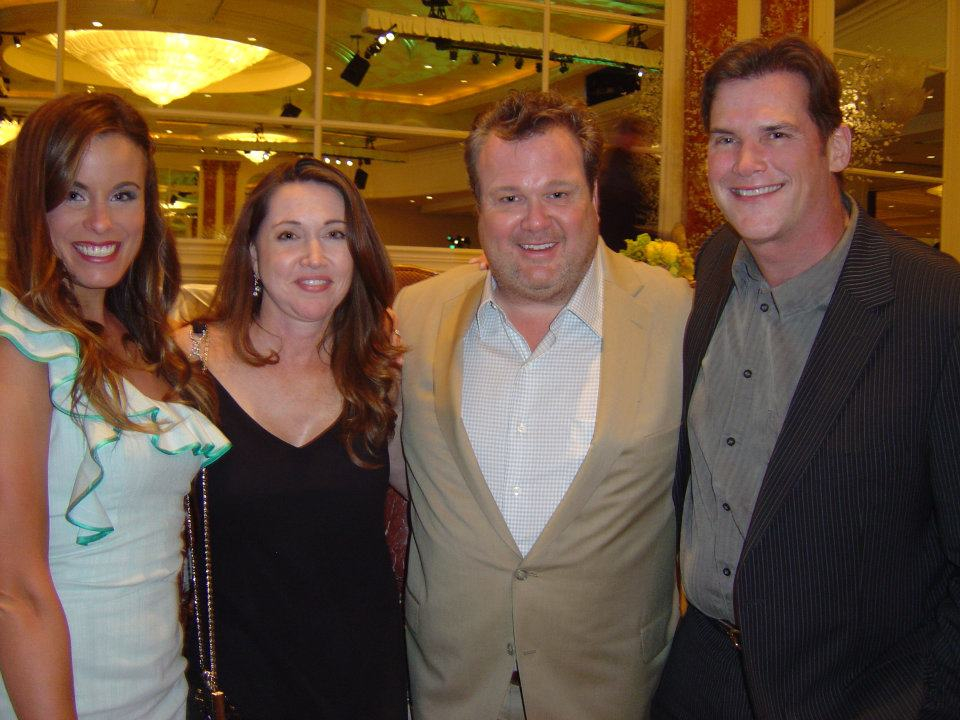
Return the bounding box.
[836,0,945,245]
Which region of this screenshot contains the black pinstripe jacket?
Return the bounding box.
[674,210,960,719]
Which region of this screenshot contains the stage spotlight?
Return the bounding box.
[471,52,480,65]
[354,166,369,190]
[559,60,569,73]
[340,53,370,87]
[13,36,21,49]
[491,53,502,67]
[514,56,524,70]
[449,49,458,61]
[280,101,302,117]
[535,61,542,73]
[422,0,451,20]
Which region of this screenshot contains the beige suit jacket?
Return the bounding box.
[396,246,691,720]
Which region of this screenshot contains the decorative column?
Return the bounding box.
[200,159,220,239]
[681,0,737,247]
[220,160,241,235]
[760,0,808,37]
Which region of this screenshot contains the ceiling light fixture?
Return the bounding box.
[236,123,274,164]
[47,30,270,106]
[471,52,480,65]
[421,0,451,20]
[0,116,21,145]
[354,166,369,189]
[492,53,502,67]
[514,56,524,70]
[238,150,272,164]
[280,100,302,118]
[218,130,298,144]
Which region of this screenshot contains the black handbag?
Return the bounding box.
[185,467,240,720]
[184,322,241,720]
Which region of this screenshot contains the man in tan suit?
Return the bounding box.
[395,90,691,720]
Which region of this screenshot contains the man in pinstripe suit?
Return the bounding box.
[653,37,960,719]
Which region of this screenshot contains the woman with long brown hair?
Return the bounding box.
[0,93,228,719]
[174,158,405,718]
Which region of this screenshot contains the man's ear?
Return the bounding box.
[828,124,852,173]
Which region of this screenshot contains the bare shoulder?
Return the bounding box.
[0,336,53,533]
[0,335,48,390]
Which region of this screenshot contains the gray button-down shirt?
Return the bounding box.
[681,201,858,623]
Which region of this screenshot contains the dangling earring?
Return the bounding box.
[252,271,262,298]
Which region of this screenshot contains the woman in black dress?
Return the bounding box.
[175,158,406,719]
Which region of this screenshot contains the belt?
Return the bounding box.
[707,615,742,651]
[509,670,521,687]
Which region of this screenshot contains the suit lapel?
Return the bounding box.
[528,250,650,556]
[433,279,521,555]
[741,217,895,560]
[675,229,738,513]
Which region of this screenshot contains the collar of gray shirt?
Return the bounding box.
[731,195,859,320]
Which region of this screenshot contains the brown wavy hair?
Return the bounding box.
[208,158,401,466]
[5,92,215,427]
[464,89,604,202]
[701,35,843,144]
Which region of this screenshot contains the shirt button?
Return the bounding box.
[507,643,515,656]
[515,570,528,581]
[512,485,521,496]
[726,437,736,446]
[742,369,752,378]
[760,303,770,312]
[517,422,527,433]
[722,502,731,511]
[722,567,732,577]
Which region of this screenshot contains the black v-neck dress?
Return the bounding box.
[204,377,406,719]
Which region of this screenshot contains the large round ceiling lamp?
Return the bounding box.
[217,131,298,144]
[47,30,270,106]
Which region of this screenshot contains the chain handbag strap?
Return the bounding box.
[185,322,229,720]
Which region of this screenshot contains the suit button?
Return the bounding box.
[507,643,515,656]
[722,567,732,577]
[722,502,731,511]
[726,437,736,446]
[515,570,528,581]
[742,369,752,378]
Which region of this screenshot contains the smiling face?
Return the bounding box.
[45,132,146,315]
[475,126,599,310]
[250,181,354,332]
[707,71,851,257]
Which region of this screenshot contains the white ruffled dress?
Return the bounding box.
[0,288,230,720]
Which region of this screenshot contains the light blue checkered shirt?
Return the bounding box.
[462,246,603,555]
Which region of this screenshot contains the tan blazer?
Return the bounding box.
[396,246,691,720]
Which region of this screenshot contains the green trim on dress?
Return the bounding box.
[0,287,231,545]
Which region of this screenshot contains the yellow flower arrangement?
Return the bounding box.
[621,233,695,282]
